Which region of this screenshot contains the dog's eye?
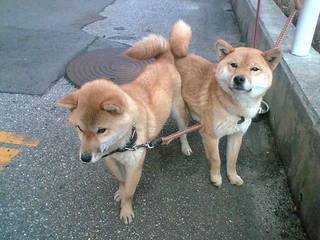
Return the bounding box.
[77,125,84,133]
[97,128,107,134]
[250,66,260,71]
[230,63,238,68]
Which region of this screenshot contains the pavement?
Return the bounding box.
[0,0,306,239]
[0,0,112,94]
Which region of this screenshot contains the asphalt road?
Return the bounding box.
[0,0,306,239]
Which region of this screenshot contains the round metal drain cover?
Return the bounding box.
[66,48,151,87]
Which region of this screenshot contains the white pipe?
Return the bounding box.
[291,0,320,56]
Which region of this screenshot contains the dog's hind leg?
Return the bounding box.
[226,132,244,186]
[172,91,193,156]
[104,157,125,202]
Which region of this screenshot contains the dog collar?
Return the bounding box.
[101,127,137,158]
[237,116,245,124]
[124,127,137,149]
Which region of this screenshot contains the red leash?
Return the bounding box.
[253,0,261,48]
[101,123,202,158]
[253,0,301,48]
[161,123,202,145]
[274,8,298,48]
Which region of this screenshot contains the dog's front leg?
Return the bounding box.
[104,157,125,202]
[120,152,145,224]
[201,132,222,187]
[226,132,244,186]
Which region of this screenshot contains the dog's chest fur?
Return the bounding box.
[213,115,251,137]
[191,109,251,138]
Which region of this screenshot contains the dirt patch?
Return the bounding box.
[273,0,320,53]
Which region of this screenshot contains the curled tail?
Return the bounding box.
[124,34,169,60]
[169,20,192,58]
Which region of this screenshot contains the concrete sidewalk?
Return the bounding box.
[232,1,320,239]
[0,0,306,239]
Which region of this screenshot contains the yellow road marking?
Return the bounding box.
[0,131,39,147]
[0,147,20,170]
[0,131,39,171]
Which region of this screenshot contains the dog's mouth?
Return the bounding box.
[229,86,252,93]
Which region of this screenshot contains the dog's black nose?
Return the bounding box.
[80,153,92,162]
[234,75,245,86]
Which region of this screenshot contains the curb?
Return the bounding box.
[231,0,320,239]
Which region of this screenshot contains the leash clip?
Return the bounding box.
[145,142,155,149]
[124,146,137,151]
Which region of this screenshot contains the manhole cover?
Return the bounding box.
[66,48,151,87]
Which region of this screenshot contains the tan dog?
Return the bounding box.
[169,20,282,187]
[57,35,191,224]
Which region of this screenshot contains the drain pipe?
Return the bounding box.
[291,0,320,56]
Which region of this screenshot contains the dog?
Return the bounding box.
[57,34,192,224]
[169,20,282,187]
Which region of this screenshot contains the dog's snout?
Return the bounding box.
[80,153,92,163]
[233,75,245,86]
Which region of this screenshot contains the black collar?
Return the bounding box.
[237,116,245,124]
[101,127,137,158]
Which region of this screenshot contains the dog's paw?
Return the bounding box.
[114,189,121,202]
[181,142,193,156]
[210,173,222,187]
[228,174,244,186]
[120,205,135,224]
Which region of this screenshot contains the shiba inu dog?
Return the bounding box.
[169,20,282,187]
[57,35,192,224]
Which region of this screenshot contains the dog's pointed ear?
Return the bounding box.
[215,40,234,60]
[263,48,282,70]
[101,97,124,114]
[56,91,78,109]
[102,103,122,114]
